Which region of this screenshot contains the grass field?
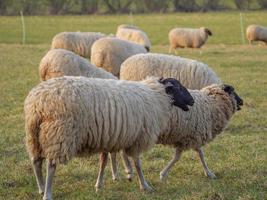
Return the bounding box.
[0,12,266,200]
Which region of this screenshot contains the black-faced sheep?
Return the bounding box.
[24,76,194,199]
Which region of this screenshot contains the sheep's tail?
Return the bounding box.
[24,100,42,159]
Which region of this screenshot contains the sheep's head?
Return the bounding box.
[223,84,243,111]
[159,78,194,111]
[201,27,213,36]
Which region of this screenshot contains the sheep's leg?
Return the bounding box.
[132,156,154,192]
[109,152,119,181]
[168,46,172,54]
[121,150,133,181]
[43,160,56,200]
[95,152,108,192]
[32,157,45,194]
[160,148,182,181]
[196,148,216,179]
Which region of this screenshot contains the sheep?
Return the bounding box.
[51,32,106,59]
[39,49,117,81]
[168,27,212,53]
[91,37,148,77]
[24,76,194,199]
[120,53,221,90]
[117,24,140,30]
[116,24,151,51]
[246,25,267,45]
[110,84,243,182]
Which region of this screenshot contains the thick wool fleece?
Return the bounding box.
[51,32,106,59]
[91,37,147,77]
[39,49,117,81]
[169,27,210,49]
[24,76,172,164]
[246,25,267,44]
[158,84,237,149]
[116,25,151,50]
[120,53,221,89]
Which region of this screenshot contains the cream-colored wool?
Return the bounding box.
[91,37,147,77]
[117,24,139,30]
[39,49,117,81]
[116,24,151,51]
[120,53,221,89]
[24,76,172,164]
[169,27,212,51]
[158,84,238,148]
[246,25,267,44]
[51,32,106,59]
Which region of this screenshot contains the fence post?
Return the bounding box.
[239,13,245,44]
[20,10,26,45]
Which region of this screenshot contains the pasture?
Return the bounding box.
[0,12,266,200]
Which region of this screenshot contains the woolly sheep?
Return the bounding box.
[168,27,212,52]
[51,32,106,59]
[91,37,148,77]
[246,25,267,44]
[110,84,243,182]
[24,76,194,199]
[39,49,117,81]
[120,53,221,90]
[116,24,151,51]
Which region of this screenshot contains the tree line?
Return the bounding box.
[0,0,267,15]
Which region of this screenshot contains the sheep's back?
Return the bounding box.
[120,53,221,89]
[51,32,106,58]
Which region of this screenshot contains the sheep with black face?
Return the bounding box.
[24,76,193,199]
[109,84,243,182]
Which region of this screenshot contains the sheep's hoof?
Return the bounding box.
[95,184,103,192]
[159,171,167,182]
[112,175,119,181]
[95,186,101,193]
[140,182,155,192]
[206,171,217,179]
[126,173,133,182]
[42,195,52,200]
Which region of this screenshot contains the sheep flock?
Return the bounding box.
[23,21,258,200]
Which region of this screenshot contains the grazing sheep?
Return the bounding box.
[110,84,243,181]
[246,25,267,44]
[120,53,221,90]
[39,49,117,81]
[91,37,148,77]
[24,76,194,199]
[116,24,151,51]
[168,27,212,53]
[51,32,106,59]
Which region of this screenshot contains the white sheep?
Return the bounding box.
[51,32,106,59]
[168,27,212,53]
[116,24,151,51]
[39,49,117,81]
[246,25,267,45]
[91,37,148,77]
[120,53,221,90]
[110,84,243,181]
[24,76,194,199]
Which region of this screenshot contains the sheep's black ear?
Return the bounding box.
[223,84,234,94]
[205,28,212,36]
[145,46,150,52]
[158,77,164,83]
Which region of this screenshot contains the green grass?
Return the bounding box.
[0,12,266,200]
